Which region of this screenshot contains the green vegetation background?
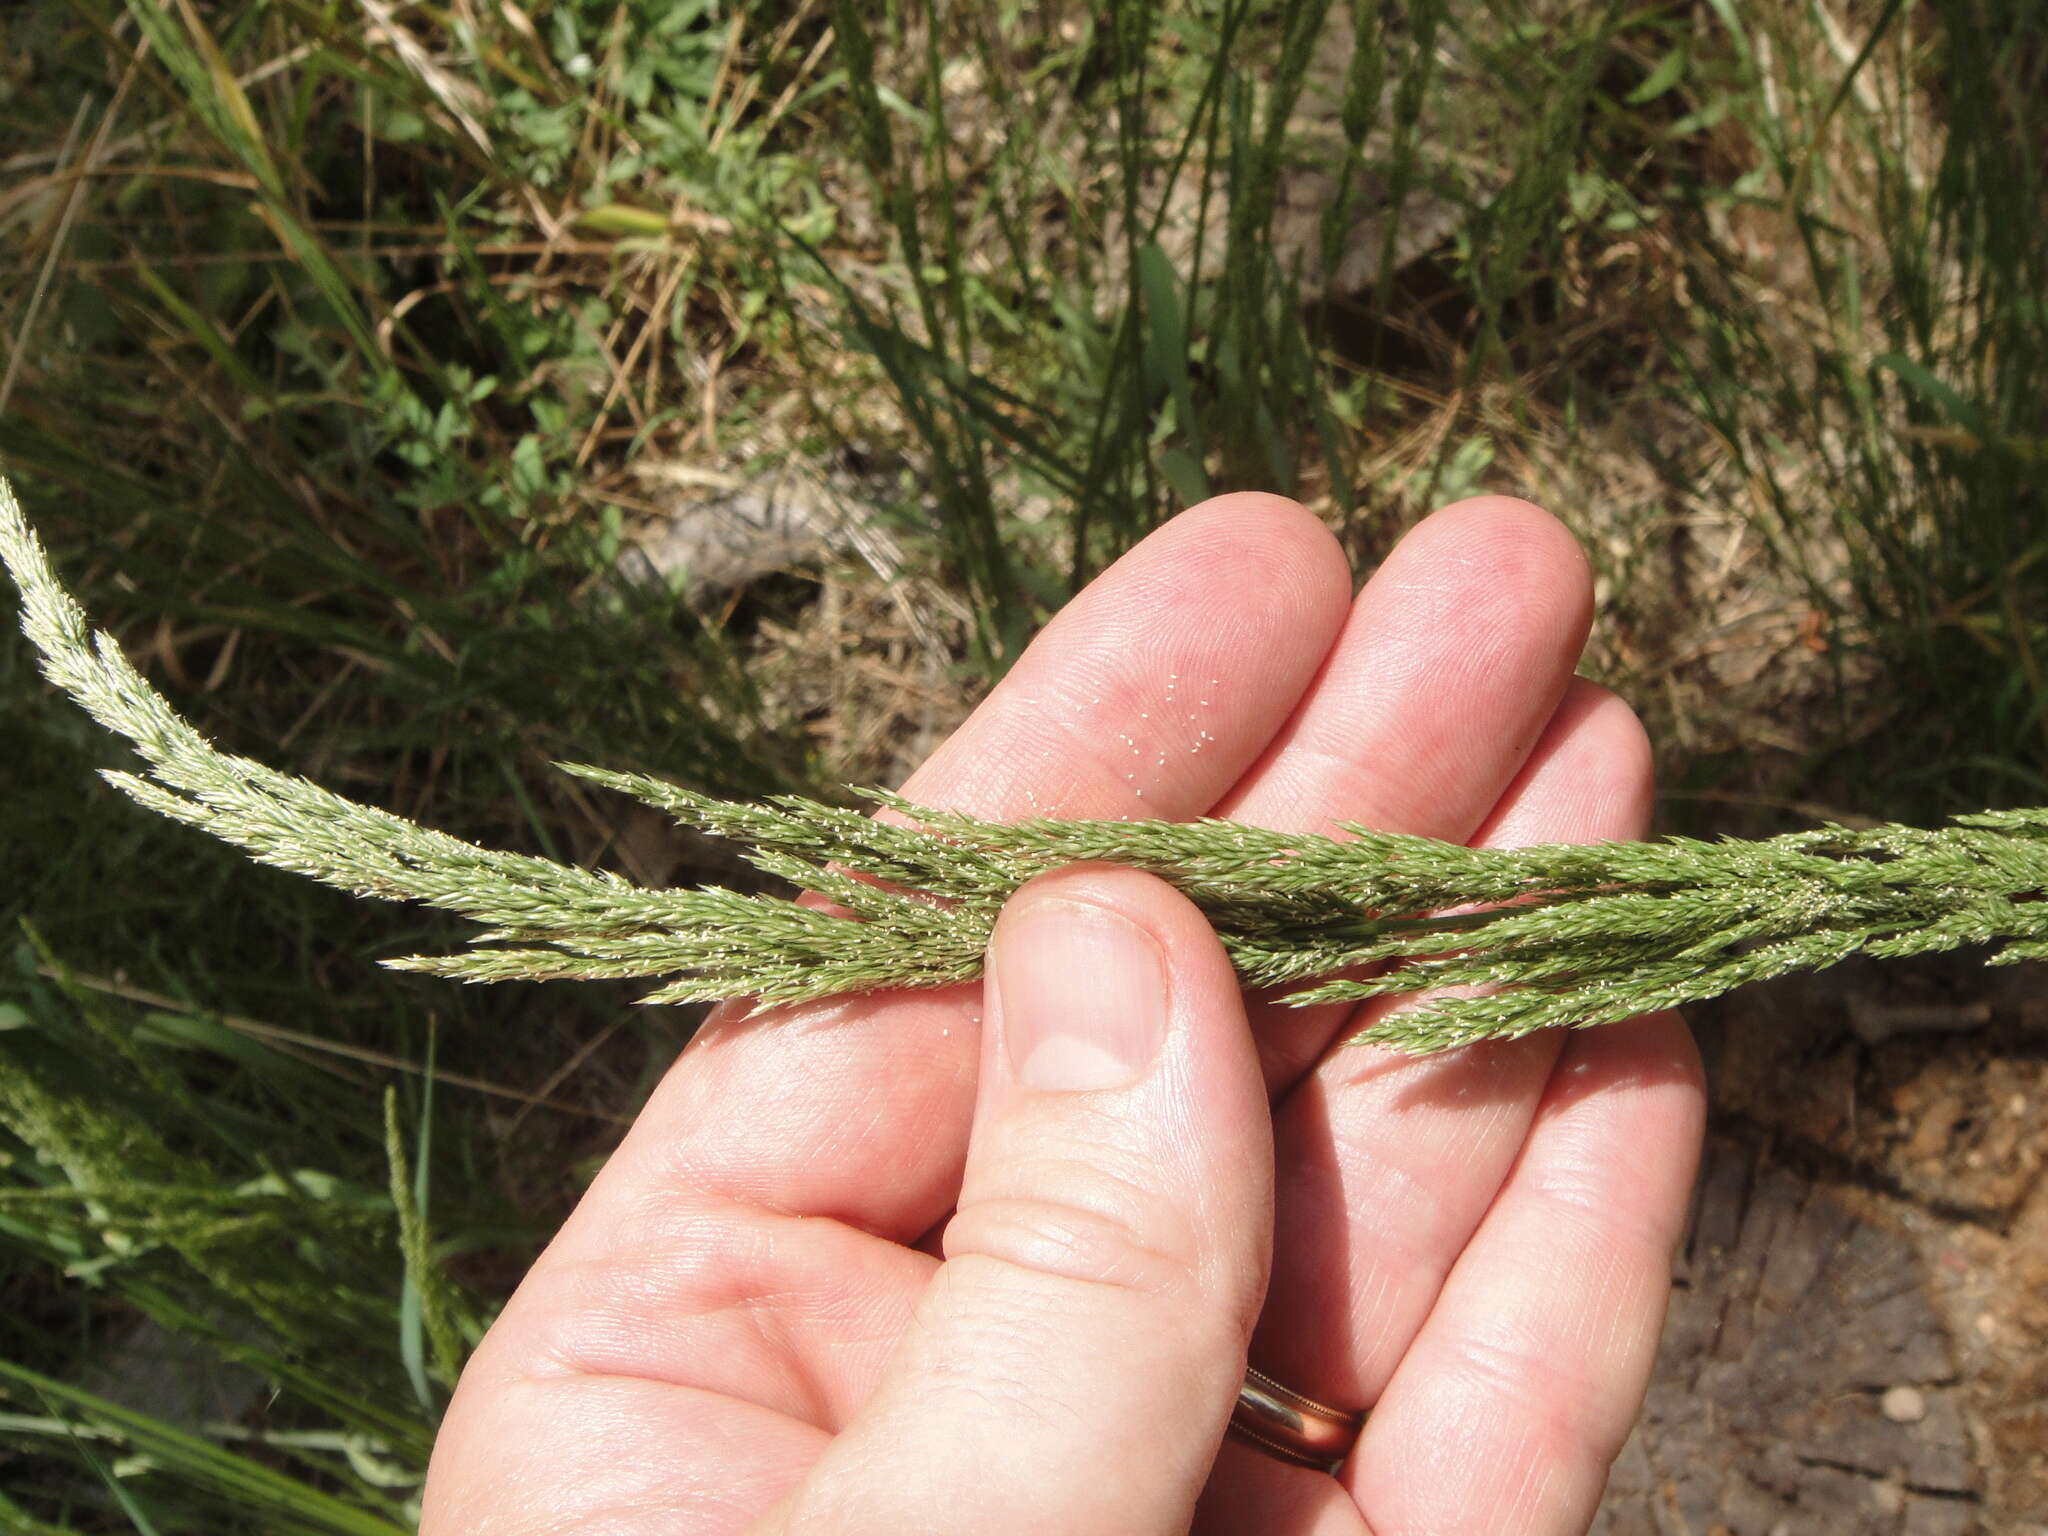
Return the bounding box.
[1,1,2042,1527]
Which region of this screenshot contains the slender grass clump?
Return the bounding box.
[9,475,2048,1055]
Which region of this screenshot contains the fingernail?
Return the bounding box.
[994,895,1169,1092]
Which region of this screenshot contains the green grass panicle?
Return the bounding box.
[14,474,2048,1062]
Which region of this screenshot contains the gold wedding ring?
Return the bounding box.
[1228,1366,1366,1469]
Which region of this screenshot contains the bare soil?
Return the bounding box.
[1596,957,2048,1533]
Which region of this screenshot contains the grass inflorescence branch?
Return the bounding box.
[10,476,2048,1054]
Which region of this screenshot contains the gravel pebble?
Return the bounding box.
[1882,1385,1928,1424]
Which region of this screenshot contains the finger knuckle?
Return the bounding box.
[943,1168,1206,1306]
[1450,1330,1627,1474]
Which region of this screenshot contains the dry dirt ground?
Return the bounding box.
[1595,955,2048,1533]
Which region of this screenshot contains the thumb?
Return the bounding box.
[761,865,1274,1536]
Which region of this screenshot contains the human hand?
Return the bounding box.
[420,494,1706,1534]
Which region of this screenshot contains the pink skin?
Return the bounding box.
[421,495,1707,1536]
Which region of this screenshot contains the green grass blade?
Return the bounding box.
[0,1361,413,1536]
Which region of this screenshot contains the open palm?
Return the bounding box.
[422,495,1706,1535]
